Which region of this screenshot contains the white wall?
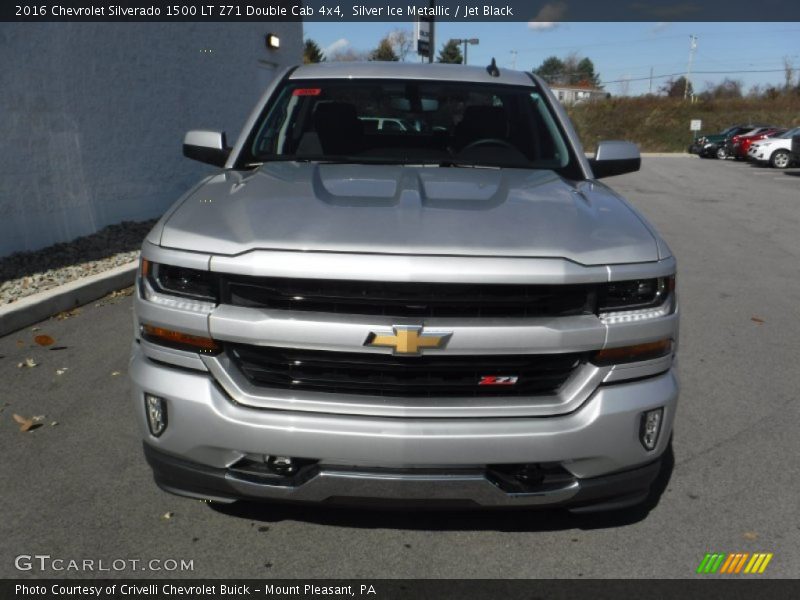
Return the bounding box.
[0,23,301,257]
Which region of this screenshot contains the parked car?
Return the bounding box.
[747,126,800,168]
[727,127,781,160]
[689,124,740,154]
[733,128,786,160]
[131,62,678,512]
[359,117,420,133]
[694,125,766,159]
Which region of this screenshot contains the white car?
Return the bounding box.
[747,126,800,168]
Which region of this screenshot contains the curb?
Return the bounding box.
[641,153,692,157]
[0,261,138,337]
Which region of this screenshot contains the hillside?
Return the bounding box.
[566,95,800,153]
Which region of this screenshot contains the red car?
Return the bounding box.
[733,128,786,159]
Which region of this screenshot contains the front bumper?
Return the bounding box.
[130,346,678,509]
[144,442,663,511]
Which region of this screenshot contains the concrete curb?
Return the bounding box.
[641,153,692,157]
[0,261,138,336]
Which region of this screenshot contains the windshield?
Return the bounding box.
[242,79,576,173]
[777,127,800,139]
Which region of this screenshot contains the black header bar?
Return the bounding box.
[3,579,800,600]
[5,0,800,22]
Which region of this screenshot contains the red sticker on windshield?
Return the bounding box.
[293,88,322,96]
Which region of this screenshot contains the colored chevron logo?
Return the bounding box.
[696,552,773,574]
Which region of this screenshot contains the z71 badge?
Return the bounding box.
[478,375,519,386]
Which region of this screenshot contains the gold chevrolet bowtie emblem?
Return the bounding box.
[365,326,452,355]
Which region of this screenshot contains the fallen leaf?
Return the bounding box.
[743,531,759,541]
[18,358,38,369]
[751,316,765,324]
[12,414,40,432]
[32,415,46,422]
[16,340,25,347]
[50,421,59,427]
[111,371,121,376]
[56,368,68,375]
[31,327,41,332]
[34,334,55,346]
[49,346,68,351]
[54,308,81,320]
[161,512,175,520]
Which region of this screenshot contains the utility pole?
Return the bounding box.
[684,34,697,101]
[510,49,518,70]
[429,0,435,64]
[649,67,653,95]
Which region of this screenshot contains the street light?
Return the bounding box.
[450,38,479,65]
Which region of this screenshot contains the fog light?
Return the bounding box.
[640,408,663,451]
[145,394,168,437]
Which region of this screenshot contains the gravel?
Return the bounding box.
[0,220,157,305]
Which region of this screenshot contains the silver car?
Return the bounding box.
[130,62,678,512]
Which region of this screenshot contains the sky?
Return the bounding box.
[303,21,800,96]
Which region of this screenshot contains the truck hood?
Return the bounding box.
[159,163,659,265]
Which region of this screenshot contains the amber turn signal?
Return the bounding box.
[140,258,151,278]
[141,324,220,353]
[593,339,672,366]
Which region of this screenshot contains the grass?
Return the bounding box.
[566,95,800,153]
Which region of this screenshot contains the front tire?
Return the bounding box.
[770,149,790,169]
[716,146,728,160]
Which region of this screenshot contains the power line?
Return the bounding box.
[512,28,800,56]
[598,68,788,86]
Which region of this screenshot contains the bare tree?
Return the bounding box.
[388,28,414,62]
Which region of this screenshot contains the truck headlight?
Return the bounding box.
[598,276,675,324]
[142,259,218,302]
[599,276,673,311]
[140,259,218,313]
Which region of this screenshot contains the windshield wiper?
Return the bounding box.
[253,156,424,166]
[437,160,502,169]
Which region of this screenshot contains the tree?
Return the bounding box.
[388,28,413,62]
[533,54,601,87]
[704,78,743,99]
[370,37,399,62]
[533,56,565,84]
[660,76,692,98]
[575,57,600,87]
[436,40,463,64]
[329,47,368,62]
[303,39,325,64]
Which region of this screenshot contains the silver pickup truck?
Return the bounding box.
[130,62,678,512]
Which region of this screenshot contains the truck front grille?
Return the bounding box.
[227,344,587,397]
[221,276,594,319]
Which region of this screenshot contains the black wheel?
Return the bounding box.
[716,146,728,160]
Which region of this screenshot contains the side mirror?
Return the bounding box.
[588,141,641,179]
[183,130,230,167]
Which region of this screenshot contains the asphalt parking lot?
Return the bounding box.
[1,156,799,579]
